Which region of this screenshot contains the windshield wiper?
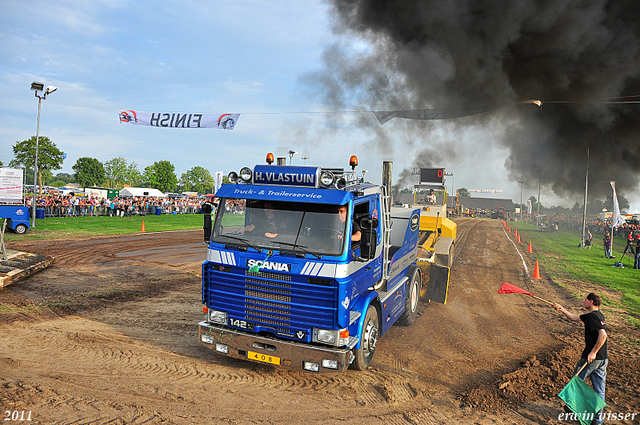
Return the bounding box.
[216,234,262,252]
[267,241,322,259]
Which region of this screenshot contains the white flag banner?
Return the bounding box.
[215,171,224,194]
[526,199,532,214]
[609,181,626,227]
[118,110,239,130]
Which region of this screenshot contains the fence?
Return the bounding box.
[39,204,204,218]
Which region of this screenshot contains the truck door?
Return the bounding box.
[350,199,382,294]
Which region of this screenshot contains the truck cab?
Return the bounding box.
[198,158,422,372]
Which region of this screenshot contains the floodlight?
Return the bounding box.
[45,86,58,95]
[31,82,44,91]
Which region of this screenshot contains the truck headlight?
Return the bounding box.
[303,361,319,372]
[322,359,338,369]
[315,329,336,344]
[313,328,349,347]
[201,334,214,344]
[208,310,227,325]
[319,171,334,187]
[239,167,252,182]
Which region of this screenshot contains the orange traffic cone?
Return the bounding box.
[527,241,533,253]
[141,220,146,232]
[517,233,521,243]
[514,229,518,237]
[532,260,541,279]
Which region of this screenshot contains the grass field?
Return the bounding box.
[509,220,640,326]
[1,213,245,241]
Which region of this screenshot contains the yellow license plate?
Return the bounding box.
[248,351,280,365]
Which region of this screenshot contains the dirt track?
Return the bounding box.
[1,219,639,424]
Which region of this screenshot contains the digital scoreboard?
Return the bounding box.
[420,168,445,184]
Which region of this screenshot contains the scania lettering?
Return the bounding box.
[198,154,454,372]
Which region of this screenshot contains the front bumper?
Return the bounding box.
[198,322,351,372]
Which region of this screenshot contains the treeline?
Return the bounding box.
[8,135,217,194]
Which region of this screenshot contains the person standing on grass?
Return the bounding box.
[635,235,640,269]
[603,231,612,258]
[623,231,635,257]
[585,230,593,250]
[554,293,608,425]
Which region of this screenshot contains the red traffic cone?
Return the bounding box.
[141,220,146,232]
[517,233,521,243]
[527,241,533,253]
[514,229,518,237]
[532,260,541,280]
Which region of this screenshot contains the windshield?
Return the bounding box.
[212,198,348,256]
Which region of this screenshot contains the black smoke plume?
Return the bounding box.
[309,0,640,200]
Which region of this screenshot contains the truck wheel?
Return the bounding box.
[397,266,421,326]
[13,224,27,234]
[351,305,379,370]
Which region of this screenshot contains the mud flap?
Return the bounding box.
[422,263,449,304]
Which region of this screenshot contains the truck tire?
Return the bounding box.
[351,304,379,370]
[13,224,27,234]
[397,266,422,326]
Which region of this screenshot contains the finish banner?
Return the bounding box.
[118,110,239,130]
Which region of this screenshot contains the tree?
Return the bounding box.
[180,166,214,194]
[572,202,582,214]
[104,157,143,188]
[54,172,76,184]
[125,162,143,187]
[587,199,605,216]
[10,136,64,193]
[104,157,128,188]
[144,160,177,193]
[73,157,106,187]
[458,188,470,197]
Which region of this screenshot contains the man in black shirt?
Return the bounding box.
[241,202,282,238]
[554,293,608,425]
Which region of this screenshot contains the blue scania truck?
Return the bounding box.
[198,155,425,372]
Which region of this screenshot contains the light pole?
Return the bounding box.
[288,150,297,165]
[30,82,57,227]
[301,156,309,165]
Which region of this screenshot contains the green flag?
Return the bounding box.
[558,375,607,425]
[248,253,272,274]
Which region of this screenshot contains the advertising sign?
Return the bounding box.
[0,168,24,204]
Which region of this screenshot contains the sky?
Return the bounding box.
[1,0,638,213]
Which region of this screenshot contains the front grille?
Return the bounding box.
[204,262,338,333]
[246,270,292,282]
[246,289,291,303]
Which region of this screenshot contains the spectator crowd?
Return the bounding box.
[24,193,213,218]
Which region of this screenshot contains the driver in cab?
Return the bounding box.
[240,202,281,238]
[337,205,361,242]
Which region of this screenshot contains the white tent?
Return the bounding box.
[118,187,165,197]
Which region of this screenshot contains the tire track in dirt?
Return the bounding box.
[19,319,419,407]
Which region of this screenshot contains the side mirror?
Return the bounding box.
[360,217,379,230]
[203,202,212,243]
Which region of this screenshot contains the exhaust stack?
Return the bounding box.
[382,161,393,210]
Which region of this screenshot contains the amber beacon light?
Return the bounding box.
[266,153,274,165]
[349,155,358,170]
